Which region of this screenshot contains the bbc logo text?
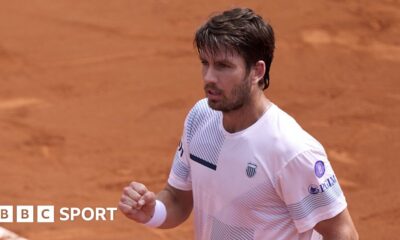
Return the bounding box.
[0,205,117,223]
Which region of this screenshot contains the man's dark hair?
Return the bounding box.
[194,8,275,90]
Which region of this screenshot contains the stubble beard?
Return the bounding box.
[206,77,252,113]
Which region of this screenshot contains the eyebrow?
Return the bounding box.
[214,58,234,67]
[199,56,233,65]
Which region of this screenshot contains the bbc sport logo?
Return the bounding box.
[0,205,117,223]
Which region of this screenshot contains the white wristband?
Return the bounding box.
[144,200,167,228]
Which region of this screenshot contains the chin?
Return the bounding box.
[207,99,220,110]
[207,99,232,112]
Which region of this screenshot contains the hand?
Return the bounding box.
[118,181,156,223]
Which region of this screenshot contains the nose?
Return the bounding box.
[203,66,217,84]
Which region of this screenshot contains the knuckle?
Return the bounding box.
[138,185,147,193]
[123,187,130,194]
[120,196,128,203]
[130,181,139,187]
[144,191,155,199]
[130,182,146,192]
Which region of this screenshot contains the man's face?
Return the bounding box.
[199,50,252,112]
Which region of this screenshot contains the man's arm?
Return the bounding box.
[118,182,193,229]
[314,208,359,240]
[157,183,193,228]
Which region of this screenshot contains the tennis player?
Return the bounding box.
[119,7,358,240]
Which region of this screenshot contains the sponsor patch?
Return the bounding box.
[314,160,325,178]
[308,184,320,194]
[308,174,338,195]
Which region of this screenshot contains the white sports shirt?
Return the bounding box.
[168,99,347,240]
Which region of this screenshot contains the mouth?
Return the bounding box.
[205,87,222,100]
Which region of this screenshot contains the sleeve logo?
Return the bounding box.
[314,160,325,178]
[178,141,184,157]
[308,175,338,195]
[308,184,320,194]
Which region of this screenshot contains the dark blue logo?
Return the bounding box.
[246,163,257,178]
[308,175,338,195]
[178,141,184,157]
[308,184,320,194]
[314,160,325,178]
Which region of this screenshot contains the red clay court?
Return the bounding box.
[0,1,399,239]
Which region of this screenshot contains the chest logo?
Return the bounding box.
[246,163,257,178]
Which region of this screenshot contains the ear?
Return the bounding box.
[252,60,266,85]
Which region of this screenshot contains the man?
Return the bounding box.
[119,8,358,240]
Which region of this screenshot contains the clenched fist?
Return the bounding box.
[118,181,156,223]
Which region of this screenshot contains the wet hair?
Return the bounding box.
[194,8,275,90]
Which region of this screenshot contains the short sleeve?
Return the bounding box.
[275,149,347,233]
[167,119,192,191]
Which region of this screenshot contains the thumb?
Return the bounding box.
[138,191,156,210]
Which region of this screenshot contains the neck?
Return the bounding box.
[222,93,271,133]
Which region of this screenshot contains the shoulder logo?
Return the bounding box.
[308,174,338,195]
[314,160,325,178]
[178,141,184,157]
[246,163,257,178]
[308,184,320,194]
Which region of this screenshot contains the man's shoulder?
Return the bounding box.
[190,98,211,114]
[259,105,324,160]
[187,98,217,121]
[268,105,310,139]
[184,98,219,136]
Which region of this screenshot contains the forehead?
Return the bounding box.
[198,48,244,63]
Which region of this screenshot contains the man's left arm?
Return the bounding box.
[314,208,359,240]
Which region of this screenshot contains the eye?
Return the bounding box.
[200,60,209,66]
[215,62,230,69]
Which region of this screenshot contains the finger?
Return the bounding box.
[121,195,142,210]
[130,182,148,195]
[120,195,136,207]
[118,202,135,214]
[123,186,142,201]
[119,202,141,220]
[138,191,156,208]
